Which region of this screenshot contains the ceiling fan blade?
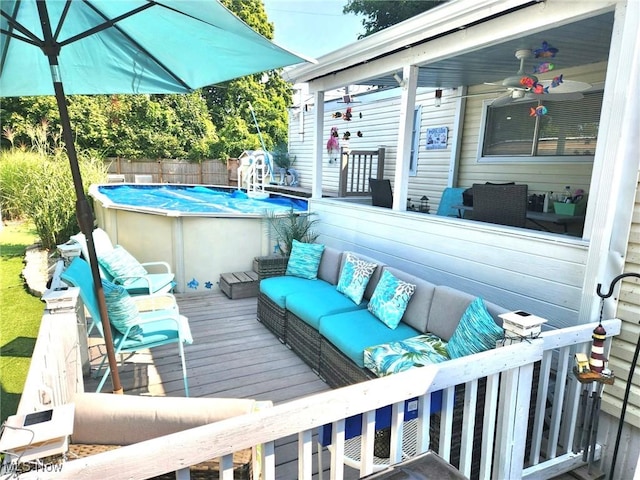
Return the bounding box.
[538,79,592,93]
[490,92,515,107]
[525,92,585,102]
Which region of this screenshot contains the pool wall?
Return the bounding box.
[91,186,281,293]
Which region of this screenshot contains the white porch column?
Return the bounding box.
[393,64,418,211]
[312,90,325,199]
[581,0,640,322]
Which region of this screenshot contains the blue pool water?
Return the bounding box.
[96,185,308,215]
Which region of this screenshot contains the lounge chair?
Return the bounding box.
[61,257,192,395]
[70,228,175,296]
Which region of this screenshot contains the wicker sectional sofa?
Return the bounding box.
[255,247,508,389]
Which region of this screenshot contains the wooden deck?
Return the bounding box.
[83,291,344,479]
[83,291,577,480]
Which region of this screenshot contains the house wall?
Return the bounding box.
[308,198,589,328]
[290,62,606,217]
[289,87,458,210]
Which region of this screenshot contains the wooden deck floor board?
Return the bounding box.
[82,292,345,479]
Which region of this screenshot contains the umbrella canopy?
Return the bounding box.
[1,0,310,394]
[1,0,309,96]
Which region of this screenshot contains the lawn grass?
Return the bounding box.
[0,221,44,424]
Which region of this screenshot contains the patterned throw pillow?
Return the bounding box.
[336,252,378,304]
[285,240,325,279]
[364,333,449,377]
[446,297,503,359]
[98,245,148,286]
[368,270,416,329]
[102,280,143,341]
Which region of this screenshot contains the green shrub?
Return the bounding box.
[0,150,107,249]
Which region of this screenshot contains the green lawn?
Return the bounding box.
[0,221,45,424]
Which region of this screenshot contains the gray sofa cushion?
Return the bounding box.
[339,251,385,301]
[318,246,342,285]
[381,266,436,333]
[426,285,506,341]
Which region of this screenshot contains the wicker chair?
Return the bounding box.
[472,183,528,227]
[369,178,393,208]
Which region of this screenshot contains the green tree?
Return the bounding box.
[343,0,446,38]
[202,0,294,159]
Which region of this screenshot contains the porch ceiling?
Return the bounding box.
[360,11,614,89]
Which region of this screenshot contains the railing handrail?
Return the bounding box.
[13,299,621,479]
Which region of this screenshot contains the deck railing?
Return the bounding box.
[10,298,620,480]
[339,148,385,197]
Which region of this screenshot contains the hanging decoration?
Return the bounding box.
[533,40,559,58]
[327,126,340,164]
[533,62,555,74]
[530,105,548,117]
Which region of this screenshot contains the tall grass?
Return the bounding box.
[0,149,107,249]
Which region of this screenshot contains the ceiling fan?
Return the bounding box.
[460,48,591,107]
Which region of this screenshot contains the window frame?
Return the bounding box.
[476,94,601,164]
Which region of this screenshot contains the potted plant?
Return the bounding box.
[267,207,319,256]
[254,208,319,279]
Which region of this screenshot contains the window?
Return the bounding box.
[478,91,603,162]
[409,105,421,176]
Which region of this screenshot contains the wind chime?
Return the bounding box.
[573,284,617,477]
[595,273,640,480]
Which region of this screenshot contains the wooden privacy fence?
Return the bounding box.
[339,148,386,197]
[105,158,232,185]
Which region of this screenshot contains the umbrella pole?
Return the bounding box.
[37,1,122,394]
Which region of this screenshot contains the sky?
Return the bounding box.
[262,0,364,59]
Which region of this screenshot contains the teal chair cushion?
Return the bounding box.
[364,333,449,377]
[320,309,420,367]
[436,187,466,217]
[285,240,325,279]
[446,297,503,359]
[98,245,148,286]
[260,276,333,308]
[336,252,377,305]
[367,270,416,329]
[102,279,143,341]
[286,289,366,329]
[122,273,175,295]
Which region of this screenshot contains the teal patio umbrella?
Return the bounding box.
[1,0,310,393]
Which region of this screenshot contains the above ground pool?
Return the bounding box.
[92,184,308,216]
[89,184,309,293]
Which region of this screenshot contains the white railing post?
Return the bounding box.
[494,361,535,479]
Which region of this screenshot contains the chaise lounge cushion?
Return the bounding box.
[320,309,420,367]
[71,393,262,446]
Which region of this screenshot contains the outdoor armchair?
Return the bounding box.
[70,227,175,298]
[61,257,192,395]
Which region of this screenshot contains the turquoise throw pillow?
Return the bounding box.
[102,280,143,341]
[336,252,377,304]
[368,270,416,329]
[446,297,503,359]
[98,245,148,286]
[285,240,325,279]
